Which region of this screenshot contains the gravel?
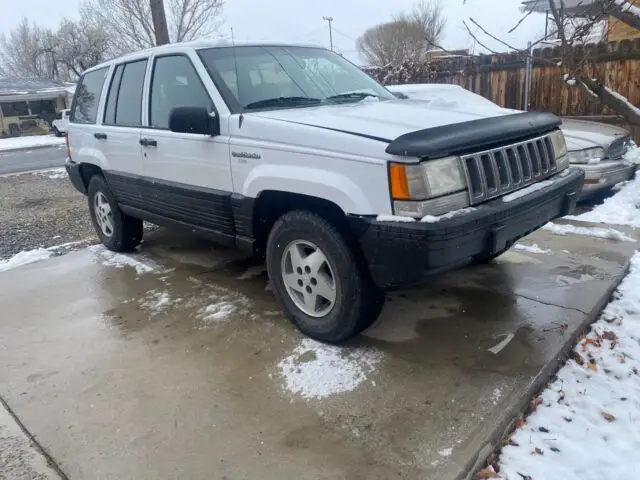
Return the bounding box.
[0,172,96,259]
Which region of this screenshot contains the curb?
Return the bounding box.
[0,395,69,479]
[0,143,65,154]
[456,261,631,480]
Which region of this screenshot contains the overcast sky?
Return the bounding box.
[1,0,546,64]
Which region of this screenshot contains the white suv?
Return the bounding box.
[65,41,584,343]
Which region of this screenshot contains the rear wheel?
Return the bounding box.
[88,175,143,252]
[53,126,62,137]
[266,210,384,344]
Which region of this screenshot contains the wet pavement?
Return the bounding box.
[0,223,637,479]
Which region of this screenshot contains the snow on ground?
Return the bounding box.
[198,302,238,322]
[32,167,67,180]
[494,252,640,480]
[542,222,636,242]
[568,173,640,228]
[139,290,178,316]
[514,243,551,255]
[88,245,158,275]
[278,338,383,400]
[0,242,85,273]
[0,135,64,152]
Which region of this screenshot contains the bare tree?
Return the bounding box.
[0,17,108,81]
[81,0,224,56]
[466,0,640,126]
[356,1,445,67]
[54,19,109,79]
[0,19,57,78]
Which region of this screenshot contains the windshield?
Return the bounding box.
[198,45,396,112]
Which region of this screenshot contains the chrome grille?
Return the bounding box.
[461,134,558,205]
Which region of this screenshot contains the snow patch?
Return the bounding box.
[88,245,157,274]
[0,248,53,272]
[502,180,554,202]
[491,388,503,405]
[278,338,383,400]
[496,251,640,480]
[624,144,640,165]
[376,214,415,223]
[438,447,453,458]
[0,135,64,152]
[514,243,551,254]
[421,207,476,223]
[139,290,173,316]
[567,171,640,228]
[32,167,66,180]
[198,302,237,322]
[0,242,85,273]
[542,222,635,242]
[605,86,640,118]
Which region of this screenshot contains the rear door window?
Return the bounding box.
[102,60,147,127]
[71,67,108,124]
[114,60,148,127]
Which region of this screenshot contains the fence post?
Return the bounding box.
[524,42,532,111]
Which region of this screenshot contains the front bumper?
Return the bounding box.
[65,160,87,195]
[349,168,585,290]
[574,160,637,199]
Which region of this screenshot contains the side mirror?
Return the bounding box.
[169,106,219,136]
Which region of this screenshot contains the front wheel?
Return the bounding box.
[88,175,143,252]
[52,127,62,137]
[266,210,384,344]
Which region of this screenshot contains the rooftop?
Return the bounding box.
[0,77,72,97]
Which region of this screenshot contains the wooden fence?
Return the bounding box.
[366,39,640,142]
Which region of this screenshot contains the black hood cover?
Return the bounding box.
[385,111,561,158]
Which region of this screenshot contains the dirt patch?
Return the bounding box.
[0,173,95,259]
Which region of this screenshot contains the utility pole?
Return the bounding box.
[322,16,334,51]
[150,0,170,46]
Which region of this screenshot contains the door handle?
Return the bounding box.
[140,138,158,147]
[94,133,107,140]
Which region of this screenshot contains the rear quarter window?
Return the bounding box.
[70,67,109,124]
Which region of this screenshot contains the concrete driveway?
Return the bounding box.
[0,224,637,479]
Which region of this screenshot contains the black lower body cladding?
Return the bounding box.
[348,168,585,290]
[65,161,88,195]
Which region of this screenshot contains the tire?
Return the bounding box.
[53,127,61,137]
[266,210,385,344]
[88,175,143,252]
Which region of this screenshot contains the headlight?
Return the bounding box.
[388,157,466,201]
[550,130,568,159]
[423,157,466,197]
[568,147,605,164]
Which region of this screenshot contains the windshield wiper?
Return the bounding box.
[325,92,379,103]
[244,96,321,110]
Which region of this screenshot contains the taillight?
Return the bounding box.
[65,133,72,161]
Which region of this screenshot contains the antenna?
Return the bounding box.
[230,26,244,121]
